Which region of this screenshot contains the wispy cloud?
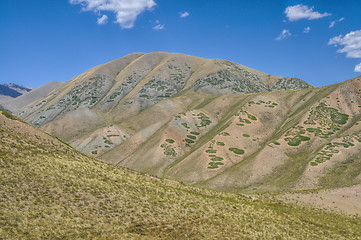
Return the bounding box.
[276,29,292,41]
[97,14,108,25]
[329,30,361,72]
[69,0,156,29]
[304,27,311,33]
[355,63,361,73]
[329,17,344,28]
[153,20,165,30]
[285,4,331,21]
[179,11,189,18]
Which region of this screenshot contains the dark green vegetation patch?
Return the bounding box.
[165,139,175,144]
[311,133,361,166]
[285,102,349,146]
[229,148,245,155]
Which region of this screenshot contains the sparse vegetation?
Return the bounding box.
[160,143,177,157]
[181,122,190,129]
[186,135,197,140]
[1,110,17,120]
[229,147,245,155]
[165,139,175,144]
[216,141,225,146]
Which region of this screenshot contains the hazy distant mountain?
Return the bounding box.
[2,81,64,112]
[15,52,361,194]
[5,83,32,95]
[0,83,32,98]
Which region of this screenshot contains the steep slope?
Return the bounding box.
[3,81,64,112]
[1,110,361,239]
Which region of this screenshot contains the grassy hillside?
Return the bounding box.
[1,111,361,239]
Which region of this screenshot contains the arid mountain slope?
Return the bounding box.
[16,52,361,194]
[16,52,312,128]
[1,110,361,239]
[96,76,361,193]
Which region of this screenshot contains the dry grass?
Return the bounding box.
[1,113,361,239]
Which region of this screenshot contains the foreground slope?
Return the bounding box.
[1,111,361,239]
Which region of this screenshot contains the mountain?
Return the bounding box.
[1,81,64,112]
[1,110,360,239]
[15,52,361,194]
[0,85,23,98]
[0,83,32,98]
[5,83,32,95]
[16,52,313,127]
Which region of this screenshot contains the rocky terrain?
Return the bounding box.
[11,52,361,196]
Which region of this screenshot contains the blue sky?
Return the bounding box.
[1,0,361,88]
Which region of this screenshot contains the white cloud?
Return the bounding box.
[180,11,189,18]
[69,0,156,29]
[97,14,108,25]
[276,29,292,41]
[329,30,361,58]
[285,4,331,21]
[304,27,311,33]
[355,63,361,73]
[329,30,361,72]
[153,24,164,30]
[329,17,344,28]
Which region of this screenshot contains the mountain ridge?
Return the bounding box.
[16,52,313,128]
[11,52,361,195]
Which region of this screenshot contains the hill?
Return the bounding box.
[12,52,361,194]
[1,110,360,239]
